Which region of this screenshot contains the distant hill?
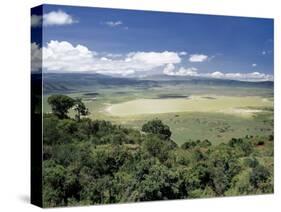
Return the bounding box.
[139,74,274,88]
[41,73,157,94]
[31,73,274,94]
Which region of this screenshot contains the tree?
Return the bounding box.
[200,139,212,147]
[208,145,241,195]
[228,138,253,156]
[48,95,75,119]
[181,141,197,149]
[183,162,211,193]
[43,160,67,207]
[250,165,270,188]
[142,119,172,140]
[143,135,170,162]
[74,98,89,121]
[136,163,180,201]
[181,139,212,150]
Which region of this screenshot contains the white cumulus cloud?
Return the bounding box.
[42,40,95,72]
[163,65,198,76]
[165,67,198,76]
[32,40,182,76]
[163,63,176,75]
[177,67,198,76]
[105,21,123,27]
[189,54,208,62]
[210,71,224,78]
[43,10,76,26]
[179,51,187,56]
[31,10,76,27]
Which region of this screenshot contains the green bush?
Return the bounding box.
[142,119,172,140]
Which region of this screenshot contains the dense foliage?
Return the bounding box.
[47,95,75,119]
[142,119,172,140]
[42,95,273,207]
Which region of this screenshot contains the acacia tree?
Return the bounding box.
[74,98,89,121]
[142,119,172,140]
[47,95,75,119]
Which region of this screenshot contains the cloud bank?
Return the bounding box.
[163,65,273,81]
[34,40,181,76]
[163,64,198,76]
[208,71,273,81]
[31,40,273,81]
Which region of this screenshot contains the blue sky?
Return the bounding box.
[31,4,274,81]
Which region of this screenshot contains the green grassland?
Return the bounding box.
[43,83,274,145]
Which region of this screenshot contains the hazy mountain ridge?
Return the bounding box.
[32,73,274,94]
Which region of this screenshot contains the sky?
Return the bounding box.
[31,4,274,81]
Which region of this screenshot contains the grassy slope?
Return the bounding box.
[117,111,273,145]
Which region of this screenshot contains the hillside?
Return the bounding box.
[36,73,274,94]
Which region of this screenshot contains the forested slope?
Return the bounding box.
[43,114,273,207]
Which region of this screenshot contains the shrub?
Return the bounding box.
[142,119,172,140]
